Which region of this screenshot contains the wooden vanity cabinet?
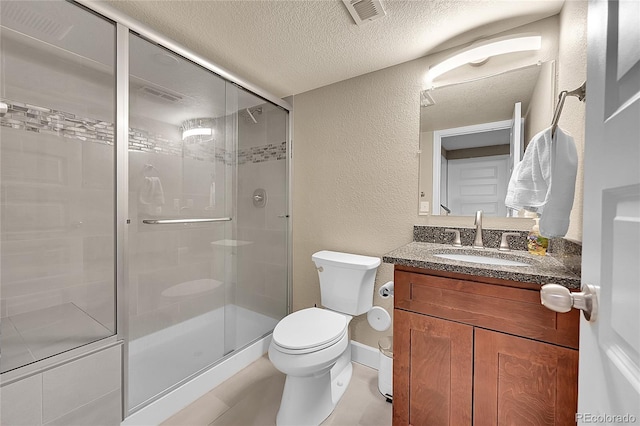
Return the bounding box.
[393,266,580,426]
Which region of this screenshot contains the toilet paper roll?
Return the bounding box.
[367,306,391,332]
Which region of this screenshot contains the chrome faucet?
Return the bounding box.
[499,232,521,251]
[444,229,462,247]
[473,210,484,248]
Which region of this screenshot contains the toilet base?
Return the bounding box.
[276,346,353,426]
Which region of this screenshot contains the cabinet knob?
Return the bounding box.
[540,283,598,322]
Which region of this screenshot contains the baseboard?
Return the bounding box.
[350,340,379,370]
[122,335,272,426]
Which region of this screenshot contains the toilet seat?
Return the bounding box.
[272,308,348,354]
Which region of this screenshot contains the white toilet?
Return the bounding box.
[268,250,381,426]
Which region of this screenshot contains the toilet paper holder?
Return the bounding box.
[379,281,394,298]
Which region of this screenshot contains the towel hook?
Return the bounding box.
[551,81,586,138]
[143,163,159,177]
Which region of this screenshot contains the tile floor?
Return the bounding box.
[162,355,392,426]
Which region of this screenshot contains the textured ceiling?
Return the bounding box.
[97,0,564,98]
[421,63,543,132]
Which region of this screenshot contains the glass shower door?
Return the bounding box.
[0,0,116,374]
[127,33,232,410]
[226,87,289,353]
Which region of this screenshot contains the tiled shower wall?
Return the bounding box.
[0,344,122,426]
[0,129,114,320]
[0,113,116,375]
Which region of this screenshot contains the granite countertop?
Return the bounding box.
[383,241,581,289]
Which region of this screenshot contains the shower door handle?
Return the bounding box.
[142,217,232,224]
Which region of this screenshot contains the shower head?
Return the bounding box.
[242,107,262,124]
[245,108,258,124]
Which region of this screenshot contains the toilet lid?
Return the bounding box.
[272,308,348,351]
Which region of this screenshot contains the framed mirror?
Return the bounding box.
[419,61,556,217]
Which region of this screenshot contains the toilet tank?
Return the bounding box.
[312,250,381,316]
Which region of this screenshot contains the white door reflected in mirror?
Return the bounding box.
[433,119,513,217]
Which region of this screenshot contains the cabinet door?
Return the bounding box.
[474,328,578,426]
[394,309,473,426]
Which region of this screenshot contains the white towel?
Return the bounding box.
[505,127,577,237]
[139,176,165,206]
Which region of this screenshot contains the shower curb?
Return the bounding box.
[122,335,272,426]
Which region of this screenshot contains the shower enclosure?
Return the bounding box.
[125,33,289,411]
[1,0,290,420]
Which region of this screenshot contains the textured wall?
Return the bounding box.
[292,59,425,347]
[525,61,556,145]
[292,11,586,348]
[557,0,588,242]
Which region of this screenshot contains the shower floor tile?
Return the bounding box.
[161,355,392,426]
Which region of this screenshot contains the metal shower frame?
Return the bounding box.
[74,0,293,417]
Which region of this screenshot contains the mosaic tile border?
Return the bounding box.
[0,99,286,165]
[238,142,287,165]
[0,100,115,146]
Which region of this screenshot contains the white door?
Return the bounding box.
[441,154,448,209]
[447,155,509,216]
[509,101,523,177]
[578,0,640,423]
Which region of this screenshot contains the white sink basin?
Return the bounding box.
[433,253,530,267]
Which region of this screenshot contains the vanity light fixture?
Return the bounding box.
[424,34,542,88]
[181,118,214,141]
[182,127,212,139]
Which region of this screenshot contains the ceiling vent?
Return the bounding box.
[1,1,74,41]
[139,85,184,103]
[342,0,386,26]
